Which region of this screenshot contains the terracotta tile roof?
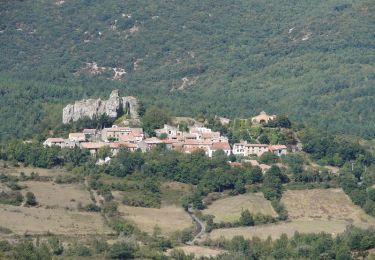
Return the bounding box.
[119,133,137,142]
[234,142,268,147]
[161,139,180,144]
[69,132,85,138]
[144,137,163,144]
[46,138,65,143]
[184,139,213,146]
[81,142,107,149]
[211,141,231,150]
[269,145,287,151]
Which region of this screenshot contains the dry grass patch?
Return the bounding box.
[205,188,375,240]
[281,189,375,227]
[1,163,68,177]
[167,245,225,258]
[0,204,112,235]
[118,205,193,236]
[20,181,92,209]
[202,193,277,223]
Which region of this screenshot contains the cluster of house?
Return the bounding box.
[43,112,287,159]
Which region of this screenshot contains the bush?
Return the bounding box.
[107,242,137,259]
[48,237,63,255]
[239,210,254,226]
[25,192,37,206]
[0,191,23,206]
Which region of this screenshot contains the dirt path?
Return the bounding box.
[186,206,206,245]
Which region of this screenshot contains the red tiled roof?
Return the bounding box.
[144,137,162,144]
[81,142,107,149]
[46,138,65,143]
[69,132,85,138]
[212,141,231,150]
[269,145,287,151]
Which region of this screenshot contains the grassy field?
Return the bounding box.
[0,204,112,236]
[21,181,92,210]
[118,205,193,236]
[202,193,277,223]
[281,189,375,226]
[205,189,375,240]
[0,162,69,177]
[167,245,225,258]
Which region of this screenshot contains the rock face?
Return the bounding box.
[62,90,139,124]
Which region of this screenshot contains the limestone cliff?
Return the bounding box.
[62,90,139,124]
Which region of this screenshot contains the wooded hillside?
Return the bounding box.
[1,0,374,139]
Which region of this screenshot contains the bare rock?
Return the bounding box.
[62,90,140,124]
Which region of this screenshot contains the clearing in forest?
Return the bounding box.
[202,192,277,223]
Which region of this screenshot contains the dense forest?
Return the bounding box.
[1,0,375,139]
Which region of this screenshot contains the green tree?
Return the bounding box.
[239,209,254,226]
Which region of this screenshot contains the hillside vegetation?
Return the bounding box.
[1,0,375,139]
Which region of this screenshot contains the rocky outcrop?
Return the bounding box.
[62,90,139,124]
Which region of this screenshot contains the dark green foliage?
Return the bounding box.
[25,191,37,206]
[239,210,254,226]
[207,226,375,259]
[262,166,287,201]
[141,107,171,135]
[1,0,375,140]
[259,152,279,164]
[83,203,101,212]
[12,240,52,260]
[265,115,292,129]
[48,237,63,256]
[258,134,270,144]
[107,242,137,259]
[301,129,373,167]
[0,240,11,252]
[0,191,23,206]
[106,149,144,177]
[66,243,92,257]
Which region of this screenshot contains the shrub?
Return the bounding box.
[107,242,137,259]
[25,192,37,206]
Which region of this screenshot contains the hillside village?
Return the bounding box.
[44,111,288,162]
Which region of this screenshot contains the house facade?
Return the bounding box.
[232,141,269,157]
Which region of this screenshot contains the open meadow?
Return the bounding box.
[0,162,69,177]
[118,204,193,236]
[20,181,91,210]
[0,204,112,236]
[202,192,277,223]
[205,189,375,240]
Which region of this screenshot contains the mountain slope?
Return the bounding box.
[1,0,375,138]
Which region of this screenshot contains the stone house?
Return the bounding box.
[251,111,276,124]
[269,145,288,156]
[232,141,269,157]
[43,138,65,147]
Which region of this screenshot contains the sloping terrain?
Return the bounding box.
[1,0,375,138]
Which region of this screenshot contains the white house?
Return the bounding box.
[43,138,65,147]
[232,141,269,157]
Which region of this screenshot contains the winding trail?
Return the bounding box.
[186,206,206,245]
